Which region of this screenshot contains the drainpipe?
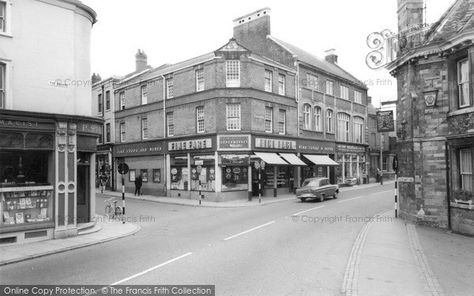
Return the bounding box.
[445,142,451,230]
[161,75,167,196]
[295,60,301,188]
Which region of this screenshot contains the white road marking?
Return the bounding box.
[337,196,364,203]
[292,205,325,216]
[224,221,275,241]
[110,252,193,285]
[338,190,394,203]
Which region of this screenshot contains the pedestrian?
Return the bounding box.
[100,173,108,193]
[377,168,383,185]
[135,173,143,196]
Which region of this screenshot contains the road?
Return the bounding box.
[0,184,394,295]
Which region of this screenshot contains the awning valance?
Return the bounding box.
[303,154,339,166]
[279,153,307,166]
[254,152,288,165]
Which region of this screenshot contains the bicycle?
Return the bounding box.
[104,198,122,219]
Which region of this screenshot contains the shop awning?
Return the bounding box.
[279,153,307,166]
[254,152,289,165]
[303,154,339,166]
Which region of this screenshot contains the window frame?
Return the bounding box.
[278,109,286,135]
[326,109,334,133]
[354,91,362,104]
[0,1,7,34]
[264,69,273,92]
[278,74,286,95]
[196,106,205,134]
[326,80,334,96]
[264,106,273,133]
[119,122,125,143]
[98,93,103,114]
[166,78,174,99]
[226,60,241,88]
[141,84,148,105]
[340,85,349,100]
[141,117,148,140]
[457,58,470,108]
[0,62,5,109]
[105,90,111,110]
[226,103,241,131]
[314,106,322,132]
[105,123,111,143]
[119,91,125,110]
[353,117,364,143]
[460,148,473,192]
[167,112,174,137]
[306,73,319,90]
[303,104,311,130]
[337,113,350,142]
[196,69,204,92]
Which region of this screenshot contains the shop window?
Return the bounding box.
[221,155,249,191]
[0,62,5,109]
[265,70,273,92]
[303,104,311,129]
[141,85,148,105]
[458,59,470,108]
[265,106,273,133]
[0,151,53,226]
[129,169,136,182]
[196,106,205,133]
[226,60,240,87]
[140,169,148,183]
[326,109,334,133]
[460,148,473,191]
[264,166,289,189]
[196,69,204,92]
[314,106,322,132]
[167,112,174,136]
[278,74,286,95]
[166,78,174,99]
[226,103,241,131]
[191,155,215,192]
[152,169,161,183]
[278,109,286,135]
[170,155,188,190]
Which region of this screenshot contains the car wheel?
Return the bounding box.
[300,198,306,202]
[319,194,324,202]
[333,191,338,199]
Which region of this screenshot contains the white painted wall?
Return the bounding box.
[0,0,95,116]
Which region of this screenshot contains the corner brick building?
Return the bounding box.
[97,8,369,201]
[388,0,474,235]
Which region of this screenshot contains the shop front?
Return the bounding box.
[96,144,113,190]
[335,143,368,185]
[0,110,101,243]
[297,139,338,185]
[113,140,166,196]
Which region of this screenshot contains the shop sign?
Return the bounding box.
[77,121,102,135]
[168,138,212,151]
[0,119,55,131]
[297,139,335,154]
[376,110,395,132]
[220,155,250,166]
[336,144,366,154]
[114,141,165,157]
[255,138,296,150]
[217,134,251,151]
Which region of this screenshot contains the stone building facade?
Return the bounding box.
[388,0,474,235]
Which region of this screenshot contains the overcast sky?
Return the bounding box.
[81,0,454,107]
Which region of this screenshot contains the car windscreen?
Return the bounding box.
[302,180,319,187]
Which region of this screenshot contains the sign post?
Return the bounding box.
[254,160,266,204]
[118,163,129,224]
[376,110,395,186]
[393,155,399,218]
[197,165,203,205]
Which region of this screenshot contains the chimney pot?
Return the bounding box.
[135,49,148,72]
[324,49,338,64]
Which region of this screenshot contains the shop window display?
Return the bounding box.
[170,155,188,190]
[264,166,289,189]
[191,155,215,192]
[221,155,249,191]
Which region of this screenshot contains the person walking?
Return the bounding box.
[377,168,383,185]
[134,173,143,196]
[100,173,108,193]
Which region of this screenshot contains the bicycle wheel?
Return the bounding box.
[105,205,113,217]
[114,206,122,217]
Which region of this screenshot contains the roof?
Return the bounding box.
[268,36,367,89]
[144,52,217,80]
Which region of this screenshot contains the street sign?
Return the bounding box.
[260,160,266,169]
[254,161,260,170]
[398,177,414,183]
[118,163,129,175]
[376,110,395,132]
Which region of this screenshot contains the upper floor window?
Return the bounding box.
[167,78,174,99]
[278,74,286,95]
[0,63,5,109]
[337,113,350,142]
[119,122,125,143]
[196,106,205,133]
[458,59,470,108]
[119,91,125,110]
[141,118,148,140]
[98,94,103,114]
[354,91,362,104]
[278,109,286,135]
[353,117,364,143]
[265,106,273,132]
[0,2,6,33]
[264,70,273,92]
[303,104,311,130]
[226,103,241,131]
[326,80,334,96]
[340,85,349,100]
[460,148,473,191]
[314,106,322,132]
[226,60,240,87]
[326,109,334,133]
[105,90,111,110]
[306,73,319,90]
[141,85,148,105]
[196,69,204,92]
[167,112,174,136]
[105,123,111,143]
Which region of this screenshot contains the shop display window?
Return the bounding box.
[264,166,290,189]
[1,187,53,225]
[221,155,249,191]
[141,169,148,182]
[153,169,161,183]
[170,155,188,190]
[129,169,136,182]
[191,155,215,192]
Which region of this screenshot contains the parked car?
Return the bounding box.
[296,177,339,202]
[344,177,358,186]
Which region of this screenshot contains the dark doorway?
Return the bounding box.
[77,153,90,224]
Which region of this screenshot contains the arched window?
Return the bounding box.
[303,104,311,129]
[337,113,350,142]
[314,106,322,131]
[326,109,333,133]
[353,117,364,143]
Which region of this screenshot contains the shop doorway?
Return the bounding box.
[77,153,90,224]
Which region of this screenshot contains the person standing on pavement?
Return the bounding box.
[377,168,383,185]
[134,173,143,196]
[100,173,108,193]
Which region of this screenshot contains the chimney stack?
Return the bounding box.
[324,49,338,64]
[233,8,271,49]
[135,49,148,72]
[397,0,424,33]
